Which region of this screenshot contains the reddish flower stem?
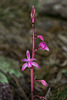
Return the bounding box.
[31,24,35,100]
[33,95,46,100]
[33,95,41,98]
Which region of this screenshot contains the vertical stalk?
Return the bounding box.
[31,24,35,100]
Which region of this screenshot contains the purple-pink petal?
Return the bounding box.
[35,80,48,87]
[26,50,30,60]
[39,42,46,48]
[37,35,44,41]
[32,62,39,68]
[30,58,36,61]
[21,58,28,62]
[45,46,49,51]
[22,63,28,71]
[39,42,49,51]
[40,80,48,87]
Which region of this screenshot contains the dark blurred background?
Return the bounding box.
[0,0,67,100]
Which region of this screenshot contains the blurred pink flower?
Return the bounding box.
[38,42,49,51]
[40,80,48,86]
[37,35,44,41]
[21,50,39,71]
[31,5,35,23]
[35,80,48,87]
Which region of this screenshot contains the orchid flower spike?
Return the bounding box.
[21,50,39,71]
[31,5,35,23]
[37,35,44,41]
[38,42,49,51]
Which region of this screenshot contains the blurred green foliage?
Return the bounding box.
[0,56,22,83]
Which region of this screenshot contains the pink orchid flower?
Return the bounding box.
[21,50,39,71]
[31,5,35,23]
[37,35,44,41]
[38,42,49,51]
[35,80,48,87]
